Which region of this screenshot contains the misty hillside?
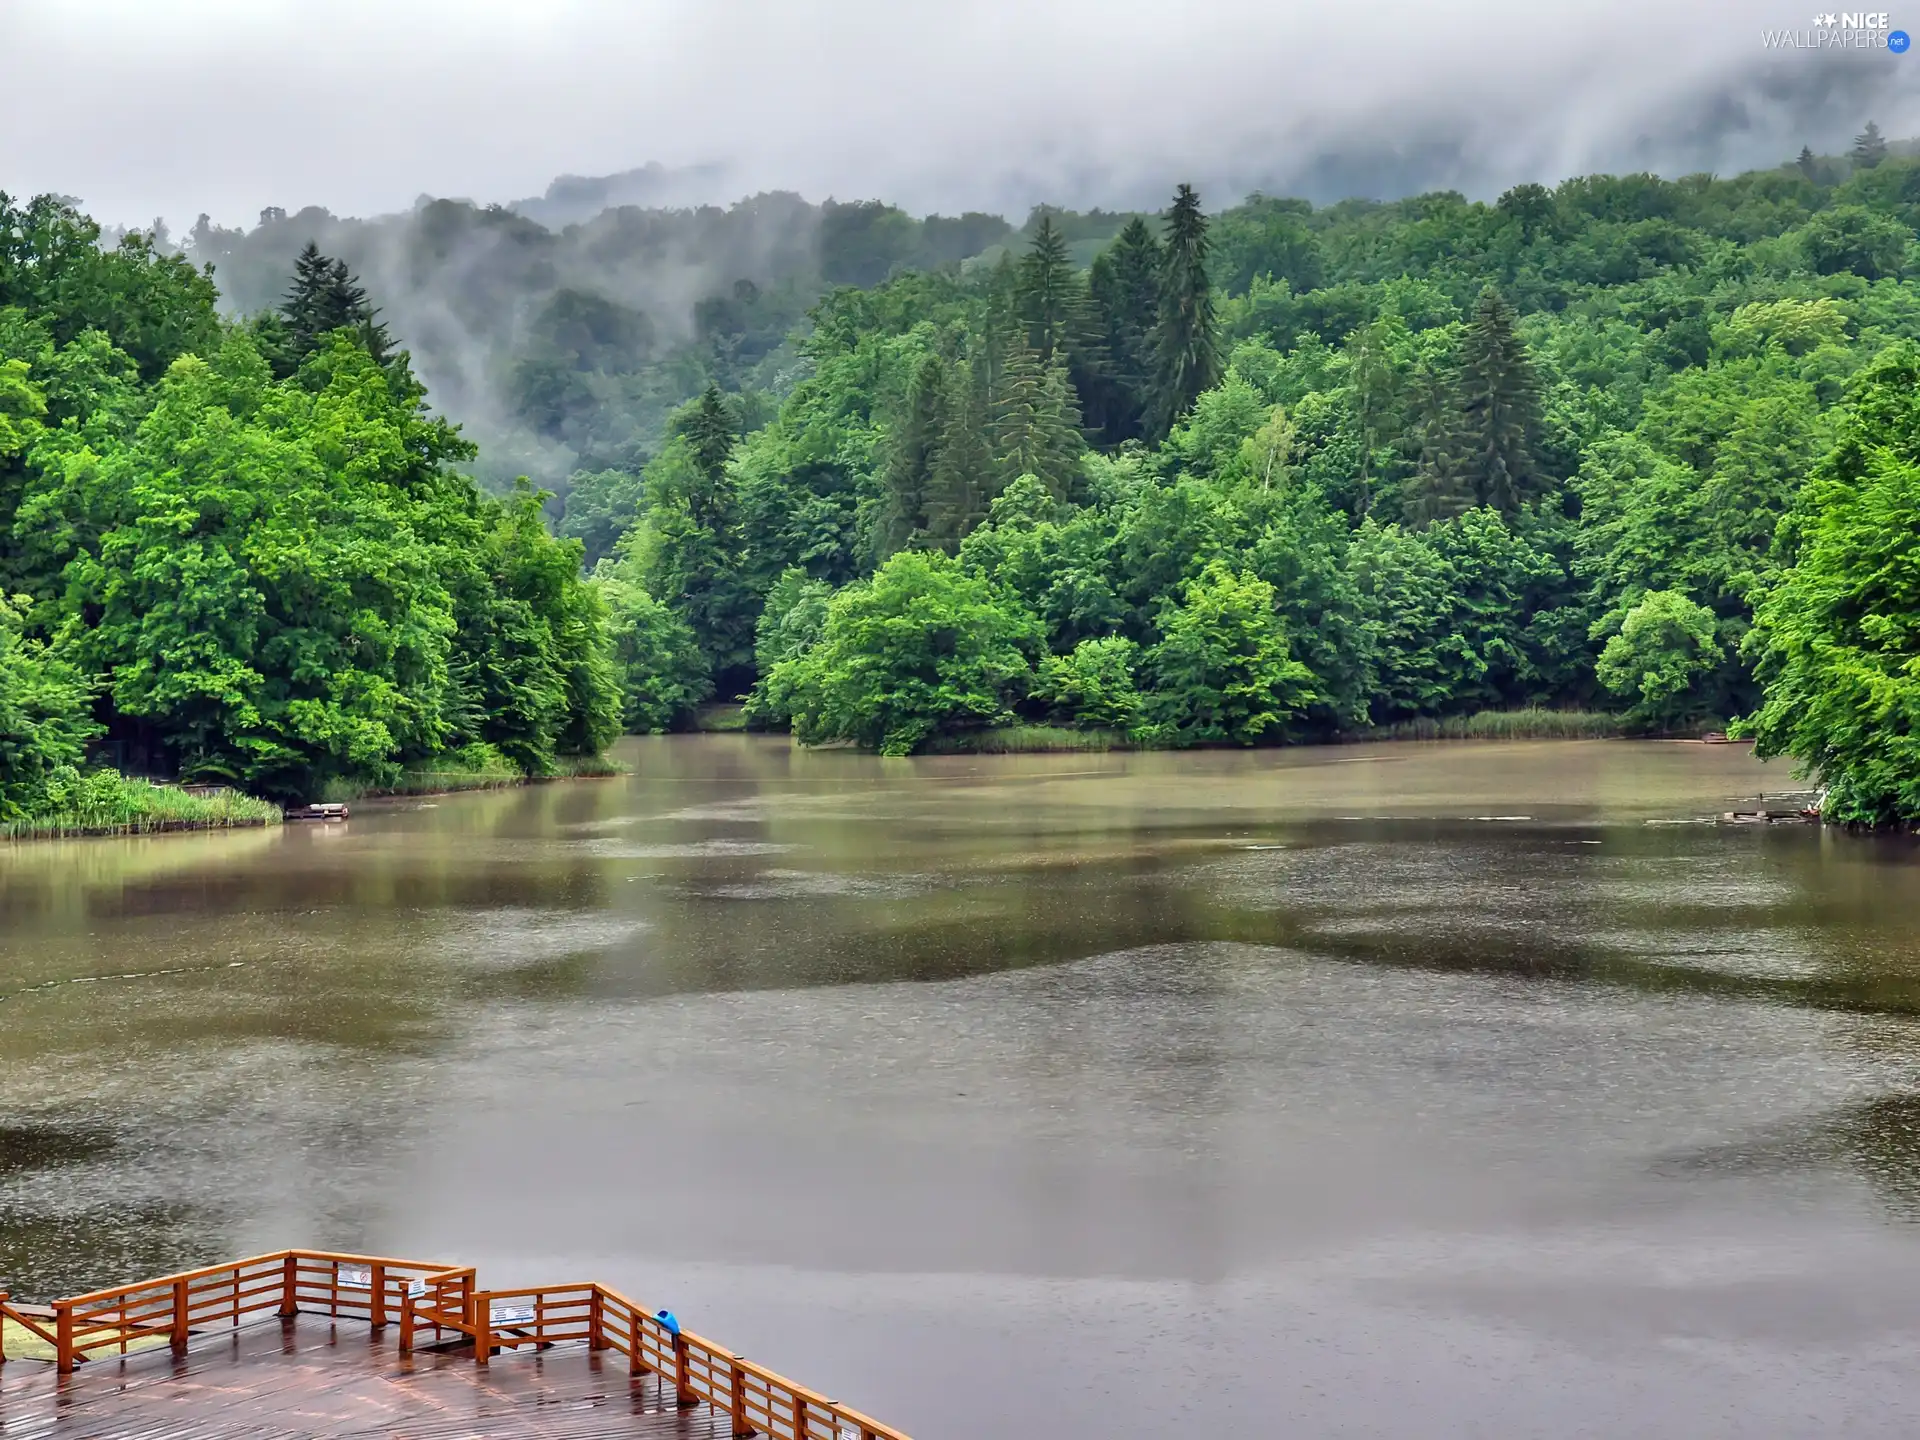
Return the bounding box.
[174,194,1026,490]
[158,130,1906,543]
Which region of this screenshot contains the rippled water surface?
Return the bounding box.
[5,737,1920,1436]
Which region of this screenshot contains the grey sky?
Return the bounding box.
[2,0,1910,228]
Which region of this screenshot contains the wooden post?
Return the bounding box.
[369,1263,386,1330]
[1,1292,9,1367]
[729,1358,751,1436]
[793,1395,808,1439]
[171,1278,189,1356]
[473,1295,490,1368]
[627,1310,644,1377]
[673,1333,696,1408]
[279,1254,298,1319]
[588,1289,604,1351]
[399,1291,414,1354]
[55,1302,74,1374]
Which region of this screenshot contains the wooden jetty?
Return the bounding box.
[0,1249,908,1439]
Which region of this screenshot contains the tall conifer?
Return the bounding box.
[1148,184,1220,441]
[1852,121,1888,170]
[1016,217,1080,366]
[1403,363,1474,526]
[679,383,739,533]
[925,356,994,548]
[280,241,392,367]
[1088,217,1163,442]
[877,354,950,559]
[1453,287,1542,514]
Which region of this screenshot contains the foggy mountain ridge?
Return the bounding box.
[71,38,1913,497]
[507,46,1916,221]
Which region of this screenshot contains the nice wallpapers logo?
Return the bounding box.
[1762,11,1912,48]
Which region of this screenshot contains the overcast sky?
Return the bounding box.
[2,0,1911,228]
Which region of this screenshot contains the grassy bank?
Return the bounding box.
[318,744,626,802]
[692,703,749,733]
[1357,709,1627,742]
[1,773,283,842]
[923,725,1130,754]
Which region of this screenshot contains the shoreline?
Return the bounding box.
[0,813,281,843]
[2,753,628,846]
[916,711,1658,756]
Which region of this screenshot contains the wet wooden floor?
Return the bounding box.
[0,1317,734,1439]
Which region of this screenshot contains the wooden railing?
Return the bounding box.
[3,1252,911,1439]
[35,1249,460,1373]
[397,1265,479,1351]
[457,1283,909,1440]
[0,1291,61,1363]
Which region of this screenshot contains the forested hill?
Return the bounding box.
[5,125,1920,826]
[590,127,1920,823]
[169,195,1027,494]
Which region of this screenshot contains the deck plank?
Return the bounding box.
[0,1317,733,1439]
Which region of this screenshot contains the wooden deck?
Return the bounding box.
[0,1314,731,1438]
[0,1251,906,1440]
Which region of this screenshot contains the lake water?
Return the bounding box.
[4,736,1920,1437]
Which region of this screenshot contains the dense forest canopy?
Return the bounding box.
[6,121,1920,822]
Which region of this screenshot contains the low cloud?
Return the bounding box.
[3,0,1912,229]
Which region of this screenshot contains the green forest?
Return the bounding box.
[5,121,1920,827]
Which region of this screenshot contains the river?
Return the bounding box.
[4,736,1920,1436]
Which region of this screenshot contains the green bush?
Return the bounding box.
[1031,637,1143,730]
[768,549,1038,755]
[1142,563,1316,746]
[1596,589,1723,731]
[0,595,99,821]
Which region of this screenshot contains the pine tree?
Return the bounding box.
[1015,216,1111,434]
[1402,363,1474,527]
[1452,288,1543,514]
[1796,145,1819,182]
[1088,217,1162,442]
[925,356,994,548]
[678,383,739,534]
[1148,184,1221,441]
[991,334,1083,502]
[877,354,950,560]
[280,241,392,368]
[1016,217,1079,366]
[1852,121,1888,170]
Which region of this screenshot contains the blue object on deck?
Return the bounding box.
[655,1309,680,1336]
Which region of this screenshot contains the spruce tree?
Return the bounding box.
[877,354,950,560]
[991,334,1083,502]
[925,356,994,548]
[1796,145,1819,182]
[280,241,392,368]
[1148,184,1221,441]
[1088,216,1162,442]
[1452,287,1542,514]
[1016,217,1079,366]
[1402,363,1474,526]
[1016,216,1110,432]
[1852,121,1888,170]
[678,383,739,534]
